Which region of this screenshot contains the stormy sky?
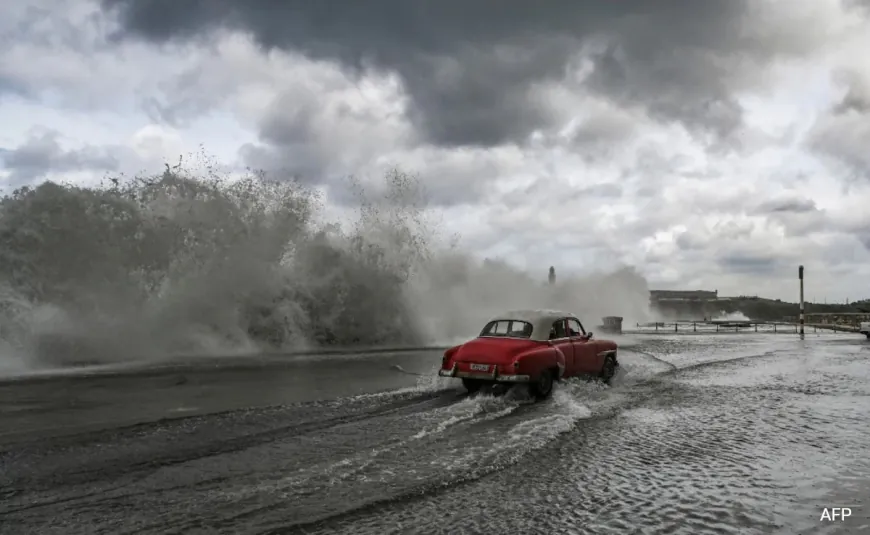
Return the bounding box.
[2,0,870,301]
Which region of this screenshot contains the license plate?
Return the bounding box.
[470,363,490,372]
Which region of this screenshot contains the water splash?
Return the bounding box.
[0,156,653,371]
[712,311,751,322]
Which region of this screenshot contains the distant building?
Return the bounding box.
[649,289,718,302]
[598,316,624,334]
[649,289,719,320]
[548,266,556,285]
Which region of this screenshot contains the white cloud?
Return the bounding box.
[2,0,870,302]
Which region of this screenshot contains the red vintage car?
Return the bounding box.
[438,309,619,399]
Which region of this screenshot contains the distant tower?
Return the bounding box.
[548,266,556,285]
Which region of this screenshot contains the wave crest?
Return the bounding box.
[0,158,651,369]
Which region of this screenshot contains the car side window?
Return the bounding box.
[549,319,567,340]
[567,318,585,337]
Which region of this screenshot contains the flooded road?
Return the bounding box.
[1,333,869,534]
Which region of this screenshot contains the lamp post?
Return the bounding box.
[799,265,805,338]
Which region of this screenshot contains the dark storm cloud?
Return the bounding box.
[141,94,215,128]
[807,70,870,177]
[2,4,100,53]
[566,105,640,161]
[675,232,706,251]
[237,141,330,189]
[718,251,787,275]
[139,63,234,128]
[101,0,795,148]
[831,70,870,115]
[756,197,818,214]
[0,73,32,99]
[1,3,114,102]
[0,129,119,187]
[582,43,745,142]
[846,0,870,14]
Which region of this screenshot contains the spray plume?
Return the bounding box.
[0,154,652,371]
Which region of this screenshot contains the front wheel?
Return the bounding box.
[599,355,617,385]
[529,369,555,400]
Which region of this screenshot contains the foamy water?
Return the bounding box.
[301,334,870,535]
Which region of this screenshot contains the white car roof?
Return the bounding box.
[484,309,580,341]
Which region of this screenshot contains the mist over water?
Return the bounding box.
[0,158,652,371]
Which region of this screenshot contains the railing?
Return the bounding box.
[632,322,859,333]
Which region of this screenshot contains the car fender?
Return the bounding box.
[514,345,565,378]
[596,340,619,363]
[598,342,617,352]
[441,345,461,368]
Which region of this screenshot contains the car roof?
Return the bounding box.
[484,309,579,341]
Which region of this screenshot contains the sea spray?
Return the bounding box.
[0,157,652,370]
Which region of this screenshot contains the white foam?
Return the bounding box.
[219,368,625,505]
[434,387,595,474]
[411,399,520,440]
[411,367,459,393]
[219,388,533,499]
[341,369,457,402]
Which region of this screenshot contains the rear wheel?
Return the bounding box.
[529,369,554,400]
[599,355,617,385]
[462,378,484,394]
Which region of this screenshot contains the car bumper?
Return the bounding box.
[438,368,530,382]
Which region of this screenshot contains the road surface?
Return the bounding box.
[2,333,869,534]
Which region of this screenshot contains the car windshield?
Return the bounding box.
[480,319,534,338]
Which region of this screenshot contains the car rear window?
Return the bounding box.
[480,320,534,338]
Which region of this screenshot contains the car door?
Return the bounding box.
[567,317,595,374]
[548,318,574,378]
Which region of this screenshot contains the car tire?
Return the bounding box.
[462,378,483,394]
[529,369,554,400]
[599,355,617,385]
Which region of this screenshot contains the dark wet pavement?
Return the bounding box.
[0,349,443,444]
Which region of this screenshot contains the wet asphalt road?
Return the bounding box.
[1,333,870,534]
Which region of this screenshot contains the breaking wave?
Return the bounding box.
[711,311,751,322]
[0,156,652,370]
